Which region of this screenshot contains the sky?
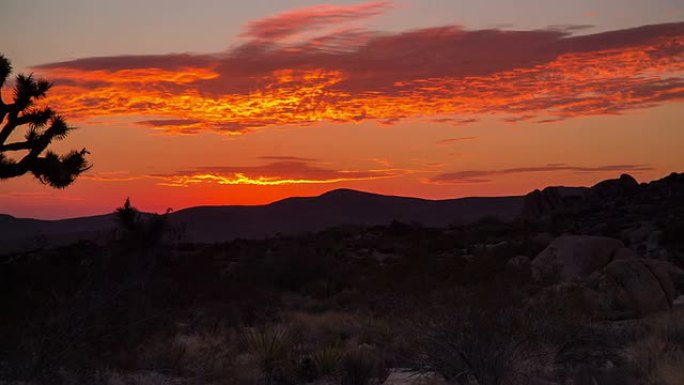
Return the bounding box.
[0,0,683,219]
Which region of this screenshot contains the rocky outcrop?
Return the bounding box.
[588,174,640,201]
[644,172,684,198]
[522,187,563,218]
[532,235,625,282]
[519,173,684,221]
[521,186,587,218]
[533,235,684,319]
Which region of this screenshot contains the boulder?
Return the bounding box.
[593,258,674,319]
[531,235,683,319]
[640,259,684,296]
[532,235,627,282]
[589,174,640,200]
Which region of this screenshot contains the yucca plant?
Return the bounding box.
[244,326,294,373]
[0,54,89,188]
[312,345,344,378]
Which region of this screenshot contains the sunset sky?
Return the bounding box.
[1,0,683,219]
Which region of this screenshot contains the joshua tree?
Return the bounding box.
[0,54,89,188]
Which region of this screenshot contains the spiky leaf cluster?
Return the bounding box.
[0,54,89,188]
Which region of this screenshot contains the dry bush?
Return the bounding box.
[286,311,362,350]
[420,306,559,385]
[341,344,386,385]
[172,331,238,377]
[631,308,684,385]
[133,327,242,382]
[356,315,419,368]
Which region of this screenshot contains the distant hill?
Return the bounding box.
[0,188,524,253]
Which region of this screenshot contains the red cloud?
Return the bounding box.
[33,22,684,134]
[242,1,393,41]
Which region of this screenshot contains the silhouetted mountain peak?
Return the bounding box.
[317,188,396,201]
[319,188,373,198]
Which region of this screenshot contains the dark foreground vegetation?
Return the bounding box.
[2,173,684,385]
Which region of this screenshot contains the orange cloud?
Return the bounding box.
[79,160,408,187]
[158,172,380,187]
[34,22,684,134]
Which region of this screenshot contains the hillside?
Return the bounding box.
[0,189,524,253]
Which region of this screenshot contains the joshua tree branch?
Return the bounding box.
[0,141,32,151]
[0,53,89,187]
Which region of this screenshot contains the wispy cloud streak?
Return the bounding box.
[426,164,655,184]
[242,1,392,41]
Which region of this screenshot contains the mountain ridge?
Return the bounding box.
[3,173,681,254]
[0,188,524,253]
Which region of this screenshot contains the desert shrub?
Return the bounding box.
[632,308,684,385]
[287,311,361,350]
[356,316,415,367]
[420,306,558,385]
[341,344,385,385]
[551,321,638,383]
[136,329,238,378]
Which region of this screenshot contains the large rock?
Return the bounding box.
[592,258,674,319]
[532,236,627,282]
[641,259,684,296]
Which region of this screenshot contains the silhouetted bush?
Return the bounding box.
[421,306,558,385]
[114,198,172,251]
[341,344,385,385]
